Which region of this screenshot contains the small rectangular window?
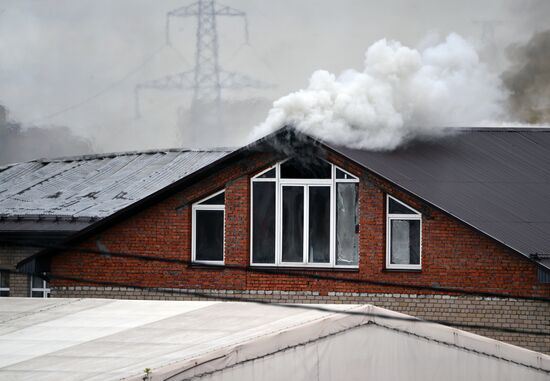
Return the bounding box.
[192,190,225,264]
[252,182,276,263]
[0,271,9,297]
[282,186,304,262]
[336,183,359,265]
[195,210,224,261]
[30,275,50,298]
[386,195,422,270]
[390,219,420,265]
[308,186,331,263]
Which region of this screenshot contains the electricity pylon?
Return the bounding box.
[136,0,270,146]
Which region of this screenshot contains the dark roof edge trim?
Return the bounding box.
[324,143,550,272]
[17,126,550,273]
[16,127,296,269]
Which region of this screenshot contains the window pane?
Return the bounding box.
[388,197,418,215]
[0,271,8,288]
[336,183,358,265]
[390,219,420,265]
[308,186,330,263]
[199,192,225,205]
[0,290,8,297]
[257,168,276,178]
[195,210,224,261]
[31,291,44,298]
[252,182,276,263]
[282,186,304,262]
[280,158,331,179]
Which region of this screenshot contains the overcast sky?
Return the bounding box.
[0,0,547,156]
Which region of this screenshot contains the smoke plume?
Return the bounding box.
[0,105,92,165]
[503,29,550,124]
[253,33,508,150]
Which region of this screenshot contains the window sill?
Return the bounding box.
[249,265,359,272]
[383,267,422,273]
[189,263,226,270]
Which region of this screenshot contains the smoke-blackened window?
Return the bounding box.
[251,160,359,268]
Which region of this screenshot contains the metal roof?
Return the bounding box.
[0,298,547,380]
[0,149,231,230]
[326,128,550,269]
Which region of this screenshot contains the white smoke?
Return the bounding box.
[253,33,508,150]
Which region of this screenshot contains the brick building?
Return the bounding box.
[0,149,229,297]
[5,127,550,353]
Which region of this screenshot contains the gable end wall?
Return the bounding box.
[48,149,550,353]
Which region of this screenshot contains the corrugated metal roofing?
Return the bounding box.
[0,149,231,229]
[326,128,550,269]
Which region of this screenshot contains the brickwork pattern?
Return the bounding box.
[50,150,549,297]
[46,149,550,352]
[0,245,34,297]
[52,286,550,354]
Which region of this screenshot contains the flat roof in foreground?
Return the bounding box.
[0,298,548,381]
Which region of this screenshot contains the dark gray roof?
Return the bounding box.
[0,148,232,231]
[327,128,550,269]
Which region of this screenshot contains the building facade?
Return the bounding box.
[19,129,549,352]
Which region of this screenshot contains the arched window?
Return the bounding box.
[251,159,359,268]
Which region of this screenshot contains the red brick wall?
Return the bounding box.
[50,150,550,298]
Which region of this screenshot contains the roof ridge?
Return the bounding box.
[32,147,235,164]
[447,126,550,132]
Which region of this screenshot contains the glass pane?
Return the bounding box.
[199,192,225,205]
[336,183,358,265]
[282,186,304,262]
[31,275,43,289]
[252,182,276,263]
[195,210,224,261]
[0,271,8,288]
[257,168,276,178]
[308,186,330,263]
[336,168,357,180]
[388,197,418,215]
[0,290,9,297]
[31,291,44,298]
[390,219,420,265]
[280,158,331,179]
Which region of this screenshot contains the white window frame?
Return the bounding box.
[30,275,50,298]
[250,160,359,268]
[0,271,9,297]
[191,189,225,265]
[386,195,422,270]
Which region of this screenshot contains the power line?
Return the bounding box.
[4,238,549,303]
[136,0,272,146]
[0,266,547,338]
[29,45,166,124]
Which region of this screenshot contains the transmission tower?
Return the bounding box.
[136,0,270,146]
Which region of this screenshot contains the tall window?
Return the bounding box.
[0,271,9,297]
[192,190,225,264]
[251,159,359,268]
[386,195,422,270]
[30,275,50,298]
